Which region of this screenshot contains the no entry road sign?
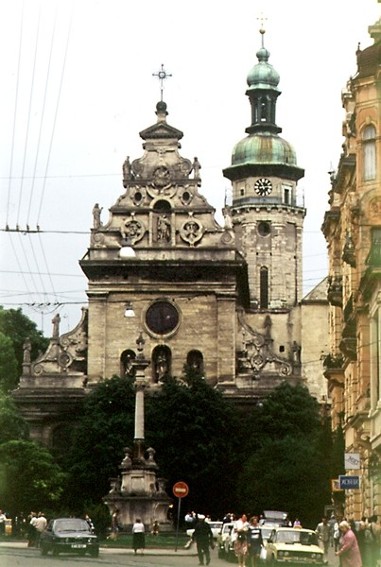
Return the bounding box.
[173,481,189,498]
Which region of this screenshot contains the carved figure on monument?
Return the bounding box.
[121,218,144,245]
[52,313,61,340]
[153,166,171,190]
[155,353,169,382]
[23,338,31,363]
[192,157,201,178]
[180,218,203,245]
[92,203,103,229]
[222,206,233,229]
[122,156,134,187]
[157,214,171,242]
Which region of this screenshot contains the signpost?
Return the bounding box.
[173,481,189,551]
[344,453,361,470]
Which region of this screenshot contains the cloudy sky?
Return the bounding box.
[0,0,380,336]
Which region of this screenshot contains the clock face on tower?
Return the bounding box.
[254,178,272,196]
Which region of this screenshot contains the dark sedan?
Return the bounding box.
[40,517,99,557]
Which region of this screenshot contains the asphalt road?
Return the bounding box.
[0,542,340,567]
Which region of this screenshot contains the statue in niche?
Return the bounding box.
[155,353,169,382]
[92,203,103,229]
[292,341,301,365]
[157,214,171,242]
[222,206,233,229]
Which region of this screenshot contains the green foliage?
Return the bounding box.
[0,332,18,392]
[238,382,334,526]
[0,440,66,516]
[0,306,49,379]
[61,375,136,508]
[145,375,243,517]
[0,392,29,442]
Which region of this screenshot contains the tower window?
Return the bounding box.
[260,266,269,309]
[284,187,290,204]
[363,125,376,181]
[240,187,245,196]
[257,221,271,236]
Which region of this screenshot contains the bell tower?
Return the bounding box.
[223,28,305,310]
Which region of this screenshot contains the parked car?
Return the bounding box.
[186,520,223,539]
[265,527,324,565]
[260,510,289,527]
[40,517,99,557]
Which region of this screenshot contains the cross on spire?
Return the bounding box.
[152,64,172,102]
[257,12,268,46]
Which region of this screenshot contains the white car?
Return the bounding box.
[186,520,223,540]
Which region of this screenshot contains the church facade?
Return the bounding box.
[14,32,329,446]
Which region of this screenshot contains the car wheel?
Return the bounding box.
[217,547,225,559]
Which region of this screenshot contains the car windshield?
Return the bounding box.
[261,528,273,540]
[55,519,90,533]
[276,530,318,545]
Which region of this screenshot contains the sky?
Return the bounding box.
[0,0,380,337]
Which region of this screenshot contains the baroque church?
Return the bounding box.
[14,30,329,446]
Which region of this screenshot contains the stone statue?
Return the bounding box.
[123,156,133,186]
[192,157,201,178]
[23,338,31,364]
[222,207,233,229]
[92,203,103,229]
[52,313,61,339]
[155,353,168,382]
[157,214,171,242]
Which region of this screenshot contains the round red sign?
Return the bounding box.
[172,481,189,498]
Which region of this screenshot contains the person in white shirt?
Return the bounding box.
[132,518,145,555]
[34,512,47,546]
[0,510,6,536]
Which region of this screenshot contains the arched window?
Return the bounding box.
[186,350,204,375]
[260,266,269,309]
[152,345,171,383]
[120,349,136,378]
[363,125,376,181]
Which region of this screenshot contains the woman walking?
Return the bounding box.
[132,518,145,555]
[335,520,362,567]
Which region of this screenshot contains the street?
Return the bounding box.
[0,544,340,567]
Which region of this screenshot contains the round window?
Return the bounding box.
[145,301,179,335]
[257,221,271,236]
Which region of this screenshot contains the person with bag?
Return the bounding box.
[234,513,249,567]
[247,515,263,567]
[335,520,362,567]
[192,515,214,566]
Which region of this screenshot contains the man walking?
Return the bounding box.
[192,515,214,566]
[316,516,331,564]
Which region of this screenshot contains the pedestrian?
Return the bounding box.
[34,512,47,547]
[357,520,372,567]
[151,519,159,535]
[132,517,145,555]
[335,520,362,567]
[234,513,249,567]
[110,508,119,540]
[191,514,214,566]
[247,515,263,567]
[368,514,381,567]
[315,516,330,563]
[85,513,94,532]
[0,510,6,537]
[27,512,37,547]
[293,518,302,528]
[333,518,342,551]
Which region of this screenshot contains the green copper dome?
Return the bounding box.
[231,132,297,167]
[246,46,280,92]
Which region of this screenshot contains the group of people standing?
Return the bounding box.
[231,513,264,567]
[333,515,380,567]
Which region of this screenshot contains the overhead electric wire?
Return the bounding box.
[16,5,41,226]
[36,3,73,226]
[6,0,24,228]
[26,4,58,226]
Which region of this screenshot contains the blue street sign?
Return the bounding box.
[339,475,360,489]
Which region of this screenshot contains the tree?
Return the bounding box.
[237,382,334,527]
[0,332,18,392]
[62,375,136,509]
[0,440,66,516]
[0,306,49,378]
[145,374,242,517]
[62,372,242,518]
[0,392,29,442]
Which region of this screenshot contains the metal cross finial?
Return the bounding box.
[257,12,268,46]
[152,63,172,102]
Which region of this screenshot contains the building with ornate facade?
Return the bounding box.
[13,30,328,448]
[322,15,381,519]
